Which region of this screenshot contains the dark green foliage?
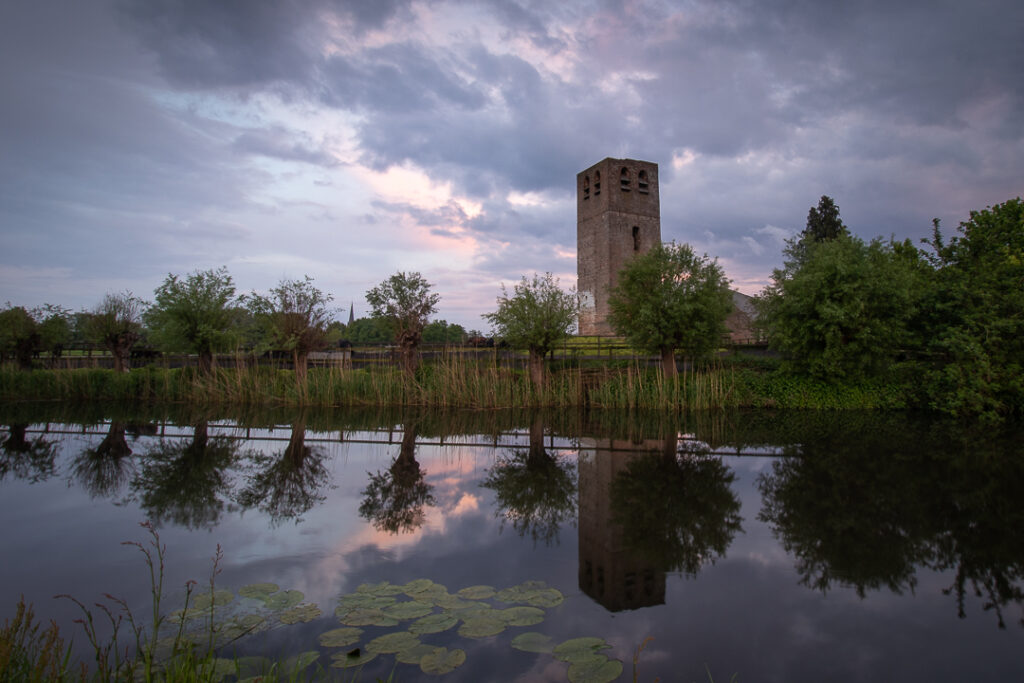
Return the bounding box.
[343,316,394,344]
[246,277,334,383]
[422,319,467,344]
[146,267,240,373]
[919,198,1024,420]
[366,271,440,374]
[0,304,71,369]
[82,291,146,372]
[803,195,848,243]
[757,235,923,380]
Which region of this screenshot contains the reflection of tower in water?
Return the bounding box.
[577,438,667,611]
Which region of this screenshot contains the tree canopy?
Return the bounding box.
[804,195,848,243]
[83,292,146,372]
[146,267,240,373]
[366,271,440,374]
[246,277,334,383]
[607,242,732,378]
[482,272,578,387]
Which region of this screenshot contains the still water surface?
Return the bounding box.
[1,403,1022,681]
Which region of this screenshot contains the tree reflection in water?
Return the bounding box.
[758,417,1024,628]
[481,414,577,546]
[133,421,242,529]
[236,416,331,525]
[0,424,58,483]
[359,421,435,534]
[609,436,742,577]
[71,422,138,499]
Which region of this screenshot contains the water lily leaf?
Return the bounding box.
[264,590,304,611]
[280,603,322,624]
[430,593,473,610]
[238,583,278,600]
[420,647,466,675]
[216,614,266,643]
[497,606,545,626]
[338,593,397,610]
[447,602,493,619]
[356,581,406,596]
[331,650,378,669]
[568,656,623,683]
[318,627,363,648]
[190,589,234,611]
[383,601,434,620]
[511,631,556,653]
[395,643,438,665]
[337,607,400,627]
[409,612,458,635]
[527,588,565,608]
[553,638,612,663]
[456,585,496,600]
[458,616,506,638]
[282,651,321,673]
[366,631,420,654]
[402,578,436,594]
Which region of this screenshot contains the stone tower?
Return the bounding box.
[577,158,661,336]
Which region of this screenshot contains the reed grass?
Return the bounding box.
[0,350,910,412]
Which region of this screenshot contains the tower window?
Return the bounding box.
[638,170,649,194]
[583,175,590,200]
[632,226,640,251]
[620,167,631,191]
[594,171,601,195]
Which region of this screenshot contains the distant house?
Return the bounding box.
[725,291,759,343]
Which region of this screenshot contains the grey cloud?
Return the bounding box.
[232,128,339,166]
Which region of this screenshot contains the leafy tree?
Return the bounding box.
[920,198,1024,419]
[343,316,393,344]
[0,306,40,369]
[421,319,467,344]
[483,273,578,387]
[607,242,732,378]
[246,277,334,383]
[359,421,435,534]
[804,195,848,243]
[146,267,240,374]
[83,292,146,372]
[756,235,922,380]
[35,305,71,365]
[365,272,440,375]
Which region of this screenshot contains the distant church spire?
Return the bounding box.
[348,301,355,325]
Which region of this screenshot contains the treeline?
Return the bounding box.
[756,195,1024,421]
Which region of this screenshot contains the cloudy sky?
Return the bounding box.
[2,0,1022,329]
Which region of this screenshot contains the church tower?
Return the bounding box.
[577,158,661,336]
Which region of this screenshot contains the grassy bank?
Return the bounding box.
[0,352,911,411]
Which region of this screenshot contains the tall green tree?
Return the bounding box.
[756,235,922,380]
[83,292,146,373]
[421,319,467,344]
[804,195,848,243]
[246,277,334,384]
[607,242,732,378]
[366,271,440,375]
[0,306,40,370]
[921,198,1024,419]
[146,267,240,374]
[482,273,578,387]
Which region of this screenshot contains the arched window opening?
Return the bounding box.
[583,175,590,200]
[620,167,631,191]
[594,171,601,195]
[638,170,649,194]
[632,226,640,251]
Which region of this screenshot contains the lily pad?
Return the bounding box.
[330,650,378,669]
[448,602,494,619]
[238,583,278,600]
[456,585,496,600]
[264,590,304,611]
[402,578,436,594]
[497,606,546,626]
[409,612,459,635]
[458,616,506,638]
[527,588,565,608]
[356,581,405,596]
[431,593,474,610]
[365,631,420,654]
[395,643,439,665]
[281,651,320,674]
[568,656,623,683]
[420,647,466,675]
[553,637,612,663]
[338,593,397,610]
[280,603,322,624]
[383,601,435,620]
[190,589,234,611]
[216,613,266,642]
[337,607,400,627]
[511,631,556,654]
[318,627,364,648]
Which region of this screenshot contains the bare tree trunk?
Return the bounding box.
[112,344,131,373]
[528,349,545,389]
[660,346,677,380]
[294,349,308,384]
[401,343,419,376]
[199,350,214,375]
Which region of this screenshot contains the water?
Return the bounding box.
[1,403,1022,681]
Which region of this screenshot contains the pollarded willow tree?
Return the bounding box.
[146,267,240,374]
[607,242,733,379]
[83,292,146,373]
[366,271,440,375]
[482,272,578,388]
[246,277,334,384]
